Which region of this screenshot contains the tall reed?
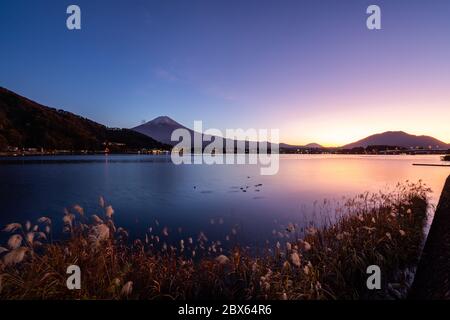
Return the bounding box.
[0,181,430,300]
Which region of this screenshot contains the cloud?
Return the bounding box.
[154,68,178,82]
[153,67,237,102]
[204,85,237,102]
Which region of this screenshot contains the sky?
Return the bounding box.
[1,0,449,146]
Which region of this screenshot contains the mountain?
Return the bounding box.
[279,142,324,150]
[342,131,449,149]
[0,87,169,151]
[305,143,324,149]
[133,116,280,152]
[133,116,192,145]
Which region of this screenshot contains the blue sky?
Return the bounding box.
[1,0,450,145]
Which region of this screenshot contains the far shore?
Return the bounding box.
[0,150,171,157]
[0,149,448,158]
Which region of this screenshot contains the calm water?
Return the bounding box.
[0,154,448,245]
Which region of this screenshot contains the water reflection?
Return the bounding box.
[0,154,447,245]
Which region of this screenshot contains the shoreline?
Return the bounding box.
[0,151,448,158]
[0,150,171,157]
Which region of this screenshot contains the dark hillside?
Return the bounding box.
[0,87,169,151]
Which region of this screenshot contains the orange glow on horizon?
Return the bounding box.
[282,130,450,148]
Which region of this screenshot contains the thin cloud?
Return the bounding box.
[154,68,178,82]
[204,85,237,102]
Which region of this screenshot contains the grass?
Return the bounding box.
[0,181,431,300]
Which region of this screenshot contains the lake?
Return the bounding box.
[0,154,448,246]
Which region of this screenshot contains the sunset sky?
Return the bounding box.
[1,0,449,146]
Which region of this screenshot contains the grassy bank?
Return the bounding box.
[0,181,430,300]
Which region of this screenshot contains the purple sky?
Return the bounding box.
[1,0,449,146]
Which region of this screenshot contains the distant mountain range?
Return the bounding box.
[0,87,169,151]
[134,116,322,150]
[1,87,448,152]
[342,131,449,149]
[279,142,324,150]
[133,116,449,150]
[133,116,277,151]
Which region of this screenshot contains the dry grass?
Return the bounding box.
[0,181,430,300]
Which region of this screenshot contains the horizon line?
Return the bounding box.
[1,86,449,148]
